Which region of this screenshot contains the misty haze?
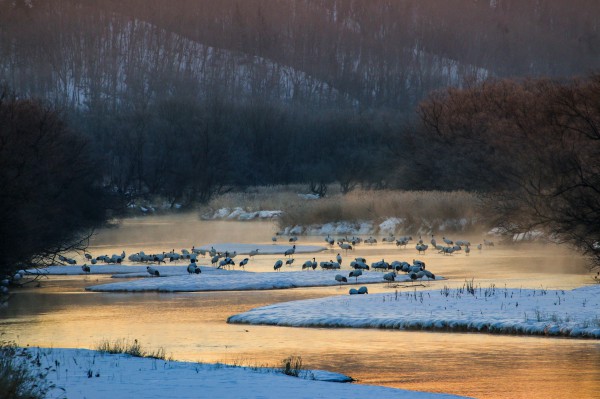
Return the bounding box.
[0,2,599,399]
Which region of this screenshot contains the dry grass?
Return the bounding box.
[204,186,483,232]
[95,339,168,360]
[0,342,54,399]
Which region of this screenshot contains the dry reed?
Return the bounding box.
[203,186,483,233]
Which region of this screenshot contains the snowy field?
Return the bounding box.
[20,348,468,399]
[84,269,438,292]
[228,284,600,338]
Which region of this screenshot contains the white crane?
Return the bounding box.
[383,271,396,285]
[416,243,428,254]
[338,242,352,254]
[187,262,201,274]
[335,274,347,286]
[273,259,283,271]
[325,235,335,246]
[284,245,296,257]
[365,236,377,245]
[302,259,314,270]
[349,269,362,282]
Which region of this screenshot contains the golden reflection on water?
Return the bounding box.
[1,217,599,398]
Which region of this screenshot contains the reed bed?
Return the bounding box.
[203,186,483,233]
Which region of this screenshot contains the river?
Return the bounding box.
[1,215,598,398]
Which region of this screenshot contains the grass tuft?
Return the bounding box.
[0,342,54,399]
[281,355,303,377]
[95,339,167,360]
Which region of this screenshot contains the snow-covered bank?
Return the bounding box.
[21,348,468,399]
[25,264,235,276]
[228,284,600,338]
[202,207,283,220]
[86,270,440,292]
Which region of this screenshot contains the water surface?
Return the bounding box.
[1,217,598,398]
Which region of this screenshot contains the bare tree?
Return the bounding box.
[418,75,600,271]
[0,89,116,280]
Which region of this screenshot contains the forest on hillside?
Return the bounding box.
[1,0,599,205]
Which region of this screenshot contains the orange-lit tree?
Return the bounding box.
[419,75,600,272]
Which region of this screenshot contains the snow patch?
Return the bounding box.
[229,285,600,339]
[378,218,404,234]
[22,348,466,399]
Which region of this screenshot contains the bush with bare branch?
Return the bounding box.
[418,75,600,270]
[0,89,116,280]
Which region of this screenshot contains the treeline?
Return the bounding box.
[76,98,407,204]
[98,0,600,107]
[417,75,600,267]
[2,0,599,111]
[1,1,599,206]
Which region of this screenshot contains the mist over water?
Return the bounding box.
[2,217,598,399]
[88,214,278,257]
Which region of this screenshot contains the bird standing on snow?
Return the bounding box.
[335,274,347,286]
[81,264,90,273]
[187,262,201,274]
[383,271,396,285]
[302,258,314,270]
[349,269,362,282]
[336,253,342,265]
[146,266,160,277]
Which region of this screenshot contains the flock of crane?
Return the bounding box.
[71,233,492,289]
